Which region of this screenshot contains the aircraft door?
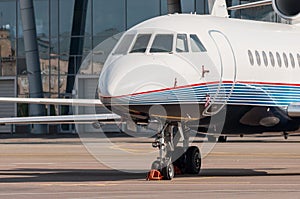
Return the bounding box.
[203,30,236,116]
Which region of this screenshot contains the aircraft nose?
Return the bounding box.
[98,55,157,98]
[98,54,183,99]
[98,60,116,98]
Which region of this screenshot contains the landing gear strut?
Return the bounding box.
[147,122,201,180]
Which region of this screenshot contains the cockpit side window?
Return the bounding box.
[150,34,173,53]
[176,34,188,53]
[190,34,207,52]
[130,34,151,53]
[114,34,135,55]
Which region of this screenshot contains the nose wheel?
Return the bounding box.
[161,163,175,180]
[147,122,201,180]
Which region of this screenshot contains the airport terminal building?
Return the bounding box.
[0,0,282,133]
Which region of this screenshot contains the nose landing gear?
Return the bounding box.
[147,122,201,180]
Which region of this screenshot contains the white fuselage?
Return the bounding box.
[98,14,300,120]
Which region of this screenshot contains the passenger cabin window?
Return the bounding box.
[269,52,275,67]
[283,53,289,68]
[190,34,206,52]
[150,34,173,53]
[114,34,135,55]
[130,34,151,53]
[290,53,295,68]
[248,50,254,65]
[262,51,268,66]
[255,50,261,66]
[297,54,300,67]
[176,34,188,53]
[276,52,282,67]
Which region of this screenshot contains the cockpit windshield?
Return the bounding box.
[150,34,173,53]
[130,34,152,53]
[114,34,135,55]
[176,34,188,53]
[190,34,207,52]
[113,32,207,55]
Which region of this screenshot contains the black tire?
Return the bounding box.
[161,163,174,180]
[185,146,201,174]
[151,160,161,170]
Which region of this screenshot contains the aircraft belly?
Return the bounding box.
[103,103,300,134]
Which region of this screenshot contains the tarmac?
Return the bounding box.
[1,133,300,198]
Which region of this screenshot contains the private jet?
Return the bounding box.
[0,0,299,180]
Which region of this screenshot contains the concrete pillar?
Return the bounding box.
[20,0,48,134]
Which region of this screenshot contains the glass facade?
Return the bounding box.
[0,0,168,99]
[0,0,278,115]
[229,0,279,22]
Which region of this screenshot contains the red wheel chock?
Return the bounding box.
[146,169,163,181]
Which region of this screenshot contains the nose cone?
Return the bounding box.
[98,55,171,99]
[98,55,142,98]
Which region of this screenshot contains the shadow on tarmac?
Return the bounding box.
[0,168,146,182]
[1,168,300,183]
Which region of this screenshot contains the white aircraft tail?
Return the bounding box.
[208,0,229,18]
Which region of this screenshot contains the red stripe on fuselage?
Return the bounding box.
[99,80,300,99]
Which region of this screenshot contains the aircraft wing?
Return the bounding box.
[0,97,122,125]
[0,97,102,107]
[0,114,121,125]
